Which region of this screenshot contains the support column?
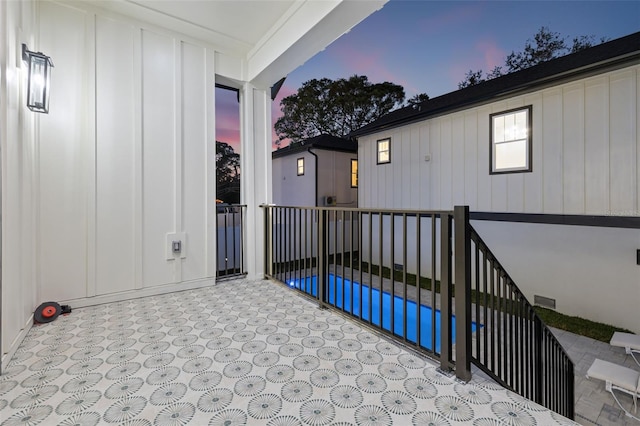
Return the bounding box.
[454,205,472,382]
[240,83,272,280]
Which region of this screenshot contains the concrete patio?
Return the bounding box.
[0,276,630,425]
[553,328,639,426]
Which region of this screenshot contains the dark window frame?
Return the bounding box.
[489,105,533,175]
[377,138,391,165]
[296,157,304,176]
[351,159,358,188]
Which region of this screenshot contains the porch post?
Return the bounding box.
[454,205,472,381]
[239,83,272,280]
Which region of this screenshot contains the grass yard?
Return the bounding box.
[533,306,633,343]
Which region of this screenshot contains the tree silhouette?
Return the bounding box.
[458,27,607,88]
[275,75,405,144]
[216,141,240,204]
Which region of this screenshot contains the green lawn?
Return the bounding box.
[533,306,633,343]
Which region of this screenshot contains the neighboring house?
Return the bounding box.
[273,134,358,207]
[350,32,640,333]
[0,0,386,368]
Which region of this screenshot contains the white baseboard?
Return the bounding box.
[61,277,218,309]
[2,314,34,373]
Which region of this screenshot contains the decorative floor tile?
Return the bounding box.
[0,278,578,425]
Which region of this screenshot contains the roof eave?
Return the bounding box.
[351,50,640,139]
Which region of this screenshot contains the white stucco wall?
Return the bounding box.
[471,221,640,334]
[357,65,640,332]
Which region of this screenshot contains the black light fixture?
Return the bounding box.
[22,44,54,113]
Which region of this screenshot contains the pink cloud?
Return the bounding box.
[215,89,241,152]
[476,39,505,71]
[446,37,506,89]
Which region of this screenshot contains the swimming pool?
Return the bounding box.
[288,274,478,353]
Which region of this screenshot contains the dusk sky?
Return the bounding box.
[215,0,640,153]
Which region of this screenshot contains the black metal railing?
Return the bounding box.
[261,204,574,420]
[469,227,574,419]
[262,205,472,369]
[216,204,246,278]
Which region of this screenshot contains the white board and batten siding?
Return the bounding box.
[37,2,217,306]
[273,149,357,207]
[358,65,640,333]
[359,65,639,215]
[2,0,39,365]
[273,153,316,207]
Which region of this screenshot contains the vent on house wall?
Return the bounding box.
[534,295,556,310]
[324,196,337,206]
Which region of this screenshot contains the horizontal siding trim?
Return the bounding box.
[470,211,640,229]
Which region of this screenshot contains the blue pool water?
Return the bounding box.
[288,274,478,353]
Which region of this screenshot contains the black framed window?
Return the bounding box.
[490,106,532,174]
[297,158,304,176]
[377,138,390,164]
[351,159,358,188]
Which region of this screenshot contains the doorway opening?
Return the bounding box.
[215,84,244,277]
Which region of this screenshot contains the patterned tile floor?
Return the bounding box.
[0,278,578,425]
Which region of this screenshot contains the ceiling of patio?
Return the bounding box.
[88,0,387,87]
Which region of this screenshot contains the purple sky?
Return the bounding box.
[216,0,640,152]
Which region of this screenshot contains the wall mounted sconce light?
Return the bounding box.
[22,44,54,113]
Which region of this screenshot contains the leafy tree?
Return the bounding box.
[216,141,240,204]
[486,65,504,80]
[458,27,606,88]
[458,69,484,89]
[275,75,405,144]
[407,92,430,107]
[505,27,567,72]
[569,35,607,53]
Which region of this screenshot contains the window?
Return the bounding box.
[296,158,304,175]
[351,159,358,188]
[490,106,532,174]
[377,138,390,164]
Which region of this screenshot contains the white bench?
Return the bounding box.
[586,358,639,420]
[610,332,640,367]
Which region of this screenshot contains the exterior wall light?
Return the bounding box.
[22,44,54,113]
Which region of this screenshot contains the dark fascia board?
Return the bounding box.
[470,211,640,229]
[350,32,640,138]
[272,134,357,159]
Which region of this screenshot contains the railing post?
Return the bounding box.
[440,213,453,372]
[567,357,575,420]
[534,316,543,405]
[263,205,273,277]
[454,205,472,382]
[317,209,328,308]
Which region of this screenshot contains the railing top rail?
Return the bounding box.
[259,204,454,216]
[469,225,572,359]
[217,204,247,208]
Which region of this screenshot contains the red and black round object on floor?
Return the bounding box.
[34,301,71,323]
